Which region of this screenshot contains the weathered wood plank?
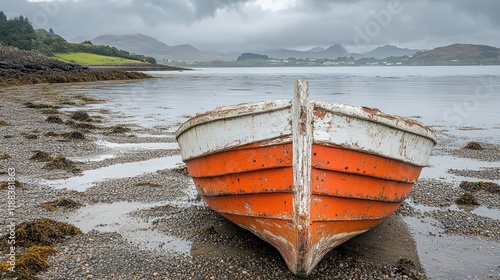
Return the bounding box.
[291,80,314,275]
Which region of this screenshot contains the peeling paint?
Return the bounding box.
[245,201,252,214]
[176,80,436,277]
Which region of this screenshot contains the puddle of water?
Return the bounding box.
[96,140,179,150]
[421,154,500,184]
[69,154,116,163]
[444,128,500,139]
[404,216,500,279]
[65,140,178,163]
[406,198,500,220]
[468,205,500,220]
[45,155,182,191]
[134,133,172,138]
[64,201,192,255]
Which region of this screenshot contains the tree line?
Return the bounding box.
[0,11,156,64]
[0,11,37,50]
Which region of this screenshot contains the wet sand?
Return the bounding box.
[0,82,499,279]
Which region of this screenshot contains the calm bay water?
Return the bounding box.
[82,66,500,133]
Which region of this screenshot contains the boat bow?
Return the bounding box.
[175,80,436,277]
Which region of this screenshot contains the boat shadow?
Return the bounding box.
[188,208,421,278]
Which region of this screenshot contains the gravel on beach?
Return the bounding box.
[1,83,499,279]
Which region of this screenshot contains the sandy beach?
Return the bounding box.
[1,81,499,279]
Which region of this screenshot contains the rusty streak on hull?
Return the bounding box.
[176,80,436,276]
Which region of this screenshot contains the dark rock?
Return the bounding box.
[71,111,90,121]
[63,131,85,140]
[30,151,52,162]
[46,115,64,124]
[464,141,483,150]
[108,125,131,134]
[455,192,480,205]
[460,181,500,193]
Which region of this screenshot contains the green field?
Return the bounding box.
[53,52,147,66]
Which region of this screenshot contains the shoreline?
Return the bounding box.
[0,44,188,87]
[88,64,191,72]
[0,81,499,279]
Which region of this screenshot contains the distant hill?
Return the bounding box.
[321,44,350,58]
[355,45,419,59]
[36,29,64,40]
[408,43,499,65]
[92,34,169,57]
[258,44,417,60]
[306,47,325,53]
[91,34,227,62]
[237,53,270,61]
[87,34,500,65]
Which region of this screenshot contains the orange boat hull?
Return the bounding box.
[176,80,436,276]
[185,141,422,275]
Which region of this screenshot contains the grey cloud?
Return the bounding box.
[0,0,499,52]
[451,0,500,26]
[188,0,251,18]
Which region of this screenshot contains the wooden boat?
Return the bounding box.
[175,80,436,276]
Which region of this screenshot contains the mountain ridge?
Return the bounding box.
[90,33,499,64]
[353,45,419,59]
[90,33,417,62]
[408,43,499,65]
[260,44,350,59]
[91,34,227,62]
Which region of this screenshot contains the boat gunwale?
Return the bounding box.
[175,99,437,145]
[314,101,437,144]
[175,99,292,139]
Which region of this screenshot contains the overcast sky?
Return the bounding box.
[1,0,499,53]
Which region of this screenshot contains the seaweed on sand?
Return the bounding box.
[66,119,98,130]
[45,115,64,124]
[1,218,82,248]
[464,141,483,150]
[23,102,61,109]
[0,153,10,160]
[0,245,56,280]
[70,110,91,121]
[61,131,85,140]
[394,258,426,279]
[459,181,499,193]
[30,151,52,162]
[40,109,60,115]
[172,165,190,176]
[455,192,480,205]
[23,134,38,139]
[0,219,82,280]
[44,131,60,137]
[107,125,131,134]
[135,181,161,187]
[0,180,23,190]
[74,94,103,104]
[41,198,83,212]
[44,155,81,173]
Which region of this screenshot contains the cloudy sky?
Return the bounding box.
[1,0,499,53]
